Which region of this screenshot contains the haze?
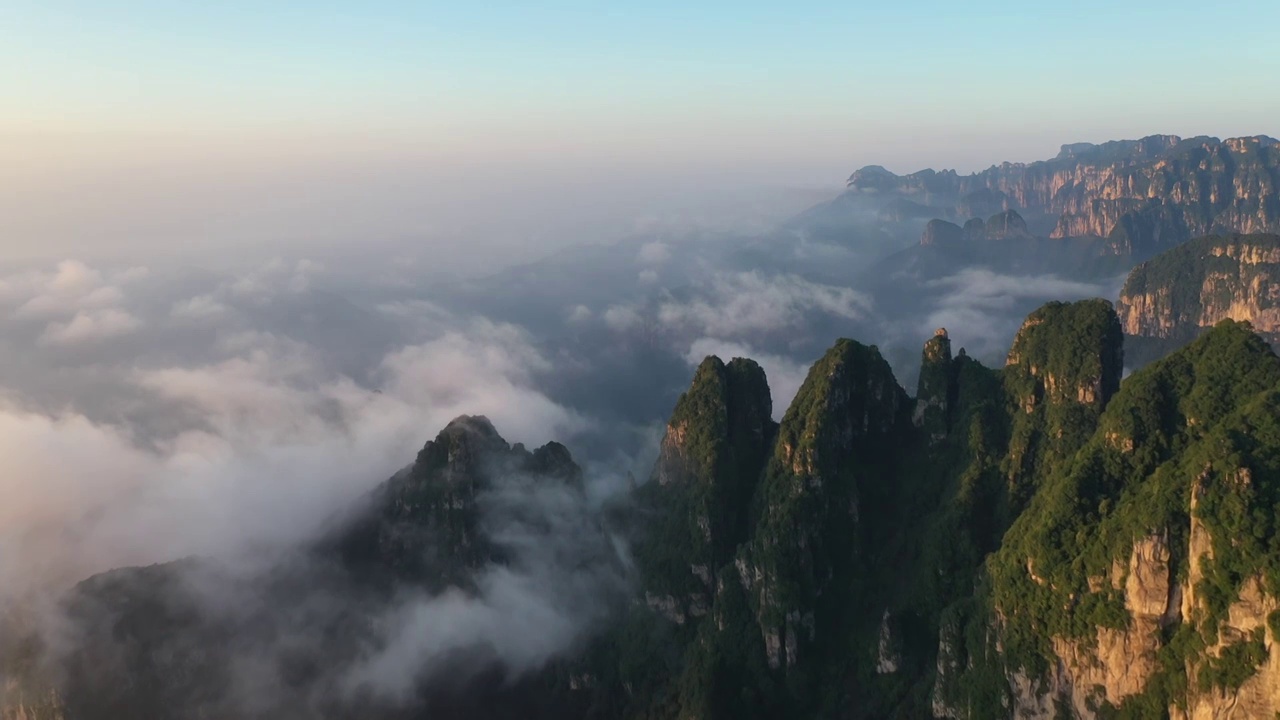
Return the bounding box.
[5,0,1279,265]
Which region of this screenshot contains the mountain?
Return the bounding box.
[576,300,1280,719]
[1118,233,1280,366]
[846,135,1280,253]
[0,417,622,720]
[8,300,1280,719]
[795,135,1280,289]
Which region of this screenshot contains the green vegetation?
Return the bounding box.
[1196,628,1268,692]
[606,298,1280,720]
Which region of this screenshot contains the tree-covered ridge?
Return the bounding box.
[1002,299,1124,512]
[942,321,1280,717]
[612,299,1280,720]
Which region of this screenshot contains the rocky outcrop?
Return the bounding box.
[845,135,1280,256]
[921,211,1033,244]
[1007,533,1180,718]
[1118,233,1280,346]
[920,219,965,246]
[637,356,776,627]
[913,328,953,442]
[984,210,1032,240]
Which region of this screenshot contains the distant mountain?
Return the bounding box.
[1118,233,1280,366]
[798,135,1280,275]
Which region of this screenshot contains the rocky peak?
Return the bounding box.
[653,355,773,491]
[339,416,584,590]
[919,218,965,246]
[637,355,775,621]
[413,414,510,478]
[962,217,986,241]
[846,164,900,191]
[983,209,1032,240]
[913,328,954,442]
[744,339,907,671]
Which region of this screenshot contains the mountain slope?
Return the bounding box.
[601,299,1280,720]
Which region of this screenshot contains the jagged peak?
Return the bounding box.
[658,354,773,488]
[776,338,905,457]
[914,329,954,434]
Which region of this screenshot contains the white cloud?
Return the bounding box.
[565,304,593,323]
[170,294,230,321]
[922,268,1110,357]
[658,271,870,338]
[39,308,141,345]
[2,311,588,597]
[226,258,322,302]
[636,241,671,266]
[2,260,145,320]
[602,304,643,332]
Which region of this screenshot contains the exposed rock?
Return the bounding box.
[913,327,954,443]
[847,135,1280,256]
[984,209,1032,240]
[1118,233,1280,346]
[875,610,900,674]
[920,218,965,246]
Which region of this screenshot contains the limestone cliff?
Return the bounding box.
[848,135,1280,257]
[1118,233,1280,348]
[937,320,1280,719]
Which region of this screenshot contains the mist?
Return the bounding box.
[0,144,1133,717]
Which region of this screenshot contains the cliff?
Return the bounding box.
[847,135,1280,259]
[1118,232,1280,346]
[940,320,1280,719]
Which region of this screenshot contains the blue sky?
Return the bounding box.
[6,0,1279,172]
[3,1,1279,260]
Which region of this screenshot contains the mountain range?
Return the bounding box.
[4,135,1280,720]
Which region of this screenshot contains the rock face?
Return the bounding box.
[1118,233,1280,348]
[847,135,1280,257]
[913,327,953,442]
[936,320,1280,719]
[920,218,965,246]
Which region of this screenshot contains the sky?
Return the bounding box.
[3,0,1279,262]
